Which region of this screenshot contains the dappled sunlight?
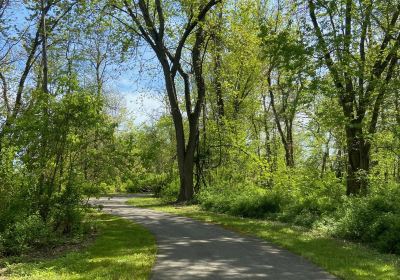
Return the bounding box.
[123,196,400,280]
[91,196,336,280]
[4,213,156,280]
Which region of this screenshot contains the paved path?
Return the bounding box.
[91,196,337,280]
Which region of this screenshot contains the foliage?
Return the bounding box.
[0,2,130,256]
[195,171,400,255]
[199,184,283,218]
[128,196,400,280]
[330,188,400,254]
[1,0,400,264]
[117,0,400,257]
[1,213,156,280]
[0,215,51,256]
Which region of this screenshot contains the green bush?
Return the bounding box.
[279,194,342,227]
[198,184,284,218]
[372,213,400,254]
[0,215,52,255]
[274,171,343,227]
[125,180,142,193]
[197,173,400,255]
[50,186,85,234]
[127,173,171,194]
[199,189,233,213]
[82,182,108,199]
[330,189,400,254]
[159,178,180,202]
[229,193,282,218]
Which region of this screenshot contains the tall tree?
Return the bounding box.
[260,5,311,168]
[111,0,219,201]
[0,0,76,150]
[308,0,400,195]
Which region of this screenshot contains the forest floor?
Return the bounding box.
[125,195,400,280]
[92,196,336,280]
[0,212,156,280]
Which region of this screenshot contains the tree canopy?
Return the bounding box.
[1,0,400,257]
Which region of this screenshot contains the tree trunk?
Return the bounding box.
[213,10,224,119]
[395,90,400,182]
[269,81,295,168]
[262,94,271,163]
[285,122,295,167]
[177,27,206,202]
[345,122,370,195]
[158,53,199,203]
[320,134,331,178]
[120,0,216,202]
[177,148,195,202]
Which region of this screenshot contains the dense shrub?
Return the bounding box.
[82,182,110,199]
[278,182,343,227]
[51,185,85,234]
[199,184,285,218]
[126,173,171,194]
[198,171,343,226]
[330,188,400,254]
[0,215,52,255]
[229,192,282,218]
[194,172,400,255]
[159,178,180,202]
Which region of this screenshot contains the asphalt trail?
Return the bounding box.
[91,196,337,280]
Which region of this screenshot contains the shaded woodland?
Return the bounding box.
[1,0,400,256]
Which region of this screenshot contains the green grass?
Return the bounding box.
[0,213,156,280]
[127,196,400,280]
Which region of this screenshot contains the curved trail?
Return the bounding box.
[91,196,337,280]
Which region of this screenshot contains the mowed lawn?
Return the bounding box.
[127,196,400,280]
[0,213,156,280]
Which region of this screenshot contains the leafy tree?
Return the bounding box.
[308,0,400,195]
[110,0,220,201]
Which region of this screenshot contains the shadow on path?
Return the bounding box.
[91,196,337,280]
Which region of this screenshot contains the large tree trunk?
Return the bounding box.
[177,27,206,202]
[163,70,195,202]
[173,108,197,202]
[177,144,195,202]
[158,47,202,202]
[345,122,370,195]
[282,140,294,167]
[120,0,216,202]
[174,111,200,202]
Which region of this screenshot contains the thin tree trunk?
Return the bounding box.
[213,10,224,119]
[39,0,51,221]
[321,134,331,178]
[268,76,294,168]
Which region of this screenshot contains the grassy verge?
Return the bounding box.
[127,196,400,280]
[0,212,156,280]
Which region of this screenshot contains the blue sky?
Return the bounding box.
[111,71,165,125]
[108,43,166,125]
